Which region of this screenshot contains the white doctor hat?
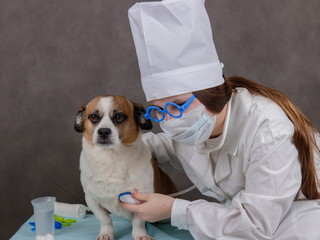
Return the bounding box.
[128,0,224,102]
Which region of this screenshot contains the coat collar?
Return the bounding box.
[213,88,252,183]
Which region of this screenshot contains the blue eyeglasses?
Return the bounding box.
[144,95,196,122]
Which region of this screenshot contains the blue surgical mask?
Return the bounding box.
[160,104,216,146]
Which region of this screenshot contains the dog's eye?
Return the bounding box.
[114,112,126,124]
[89,114,100,124]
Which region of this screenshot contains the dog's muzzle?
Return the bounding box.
[97,128,112,144]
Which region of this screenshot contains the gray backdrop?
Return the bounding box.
[1,0,319,239]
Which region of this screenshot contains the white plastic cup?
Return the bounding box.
[31,196,56,237]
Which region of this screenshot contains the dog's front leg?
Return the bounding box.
[85,195,114,240]
[132,216,154,240]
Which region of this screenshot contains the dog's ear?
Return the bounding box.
[74,105,87,133]
[133,102,152,130]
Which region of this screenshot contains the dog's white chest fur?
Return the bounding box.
[80,137,154,218]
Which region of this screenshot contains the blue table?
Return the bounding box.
[10,214,193,239]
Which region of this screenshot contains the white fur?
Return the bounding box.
[79,97,154,240]
[92,97,120,146]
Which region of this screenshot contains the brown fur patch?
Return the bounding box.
[83,96,103,144]
[112,96,140,145]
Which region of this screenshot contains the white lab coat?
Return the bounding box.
[142,88,320,240]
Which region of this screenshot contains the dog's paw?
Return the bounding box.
[96,234,114,240]
[135,236,154,240]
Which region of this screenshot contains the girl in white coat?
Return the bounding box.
[122,0,320,239]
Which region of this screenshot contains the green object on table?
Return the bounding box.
[54,214,77,226]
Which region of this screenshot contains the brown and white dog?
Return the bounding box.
[74,95,176,240]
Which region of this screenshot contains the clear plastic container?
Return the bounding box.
[31,196,56,237]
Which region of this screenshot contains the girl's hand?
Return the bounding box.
[119,190,174,223]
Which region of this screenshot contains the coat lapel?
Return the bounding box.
[214,151,232,183]
[214,88,252,183]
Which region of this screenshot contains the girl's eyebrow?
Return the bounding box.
[150,104,161,108]
[150,96,190,108]
[172,97,189,104]
[149,104,164,110]
[174,99,186,103]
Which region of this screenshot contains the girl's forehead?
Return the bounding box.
[149,93,193,106]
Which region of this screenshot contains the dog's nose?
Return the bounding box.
[98,128,111,137]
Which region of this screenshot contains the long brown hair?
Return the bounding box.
[193,76,320,199]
